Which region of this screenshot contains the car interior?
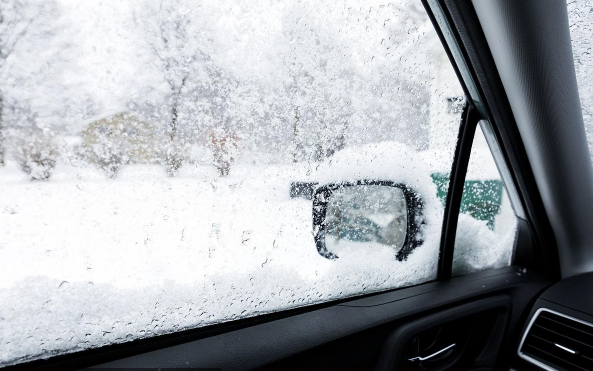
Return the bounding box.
[5,0,593,370]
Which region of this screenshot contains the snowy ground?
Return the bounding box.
[0,146,514,366]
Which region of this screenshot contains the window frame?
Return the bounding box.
[424,0,559,279]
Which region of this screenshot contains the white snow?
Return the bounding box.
[0,141,515,366]
[1,155,435,366]
[453,213,516,275]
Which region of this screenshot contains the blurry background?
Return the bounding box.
[0,0,463,179]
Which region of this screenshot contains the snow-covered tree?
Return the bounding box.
[0,0,30,166]
[131,0,236,176]
[0,0,453,177]
[278,1,356,163]
[0,0,70,177]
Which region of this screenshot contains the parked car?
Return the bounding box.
[292,172,503,225]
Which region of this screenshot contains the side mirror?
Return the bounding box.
[312,181,424,261]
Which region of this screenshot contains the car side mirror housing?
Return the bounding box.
[312,181,424,261]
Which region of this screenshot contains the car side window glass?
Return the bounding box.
[567,0,593,162]
[452,122,518,276]
[0,1,464,366]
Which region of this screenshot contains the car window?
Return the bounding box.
[568,0,593,159]
[452,122,518,276]
[0,0,465,366]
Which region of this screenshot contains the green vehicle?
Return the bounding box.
[291,172,503,230]
[431,173,503,230]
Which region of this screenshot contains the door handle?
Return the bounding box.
[408,343,456,368]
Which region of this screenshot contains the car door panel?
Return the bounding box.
[86,266,549,370]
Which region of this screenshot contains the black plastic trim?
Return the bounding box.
[422,0,483,280]
[374,295,510,371]
[437,103,479,279]
[514,285,593,371]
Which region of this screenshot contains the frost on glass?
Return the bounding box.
[568,0,593,161]
[452,126,517,276]
[0,0,463,366]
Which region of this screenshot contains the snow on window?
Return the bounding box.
[0,0,466,366]
[452,124,517,276]
[568,0,593,160]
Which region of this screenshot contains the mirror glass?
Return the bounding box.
[325,185,408,255]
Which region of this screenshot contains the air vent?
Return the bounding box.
[519,309,593,371]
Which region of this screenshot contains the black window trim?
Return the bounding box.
[437,102,480,278]
[422,0,485,279]
[444,0,559,277]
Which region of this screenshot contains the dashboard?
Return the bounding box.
[515,273,593,371]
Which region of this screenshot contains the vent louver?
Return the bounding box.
[519,309,593,371]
